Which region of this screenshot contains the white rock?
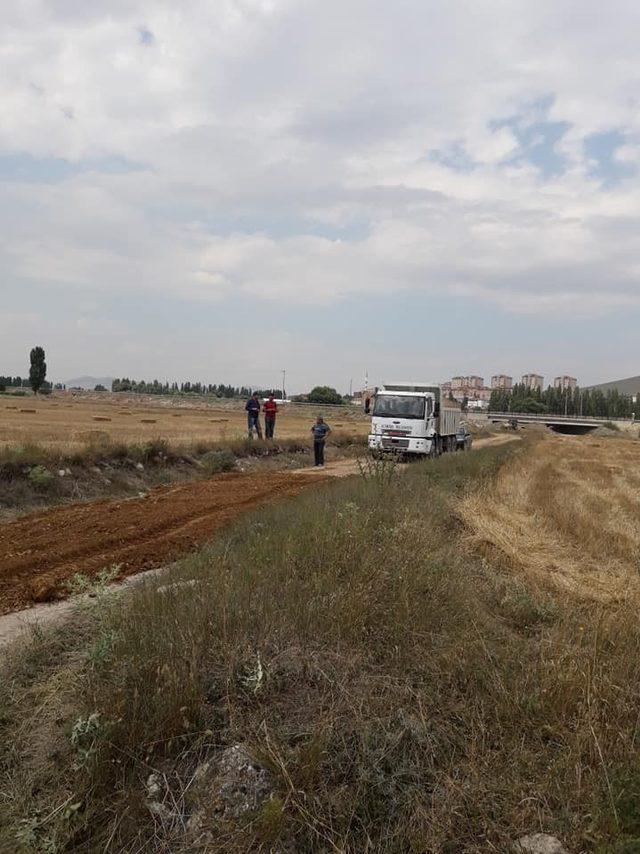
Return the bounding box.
[145,772,163,800]
[135,462,144,471]
[145,772,176,821]
[215,744,275,818]
[157,579,198,594]
[58,469,66,477]
[514,833,569,854]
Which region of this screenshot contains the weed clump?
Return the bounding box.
[201,449,236,474]
[27,465,54,490]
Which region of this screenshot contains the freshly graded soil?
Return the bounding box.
[0,470,321,615]
[0,435,512,617]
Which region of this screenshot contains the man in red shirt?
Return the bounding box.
[264,394,278,439]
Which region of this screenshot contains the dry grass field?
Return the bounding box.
[0,393,368,452]
[461,431,640,602]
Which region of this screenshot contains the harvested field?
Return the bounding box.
[0,393,368,452]
[0,469,322,615]
[461,432,640,601]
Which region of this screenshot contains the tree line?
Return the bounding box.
[111,378,286,398]
[5,347,347,403]
[0,376,53,391]
[489,383,636,418]
[1,347,51,394]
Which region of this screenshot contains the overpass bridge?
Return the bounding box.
[487,412,633,433]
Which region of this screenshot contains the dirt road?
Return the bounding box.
[0,470,322,615]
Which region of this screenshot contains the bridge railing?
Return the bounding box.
[488,411,635,423]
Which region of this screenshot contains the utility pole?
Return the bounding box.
[281,369,286,401]
[349,378,353,398]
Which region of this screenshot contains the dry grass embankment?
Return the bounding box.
[1,439,640,852]
[0,433,365,520]
[461,432,640,602]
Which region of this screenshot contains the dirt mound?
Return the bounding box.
[0,470,321,615]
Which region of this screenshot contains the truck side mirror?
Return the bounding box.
[433,401,440,417]
[364,397,371,414]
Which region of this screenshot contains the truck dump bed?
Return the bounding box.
[440,405,462,436]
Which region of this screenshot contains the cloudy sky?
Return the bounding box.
[1,0,639,391]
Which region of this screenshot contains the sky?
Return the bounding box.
[1,0,640,393]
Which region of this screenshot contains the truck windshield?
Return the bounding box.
[372,395,426,419]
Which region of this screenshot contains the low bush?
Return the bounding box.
[26,465,54,490]
[139,437,170,461]
[201,448,236,474]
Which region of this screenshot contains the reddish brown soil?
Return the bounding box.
[0,470,321,615]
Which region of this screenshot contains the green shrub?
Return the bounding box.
[27,465,54,489]
[140,438,169,461]
[201,449,236,474]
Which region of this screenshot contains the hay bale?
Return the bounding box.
[93,416,112,422]
[141,419,157,424]
[20,409,36,414]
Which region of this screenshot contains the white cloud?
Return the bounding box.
[2,0,640,382]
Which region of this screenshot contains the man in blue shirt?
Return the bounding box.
[245,393,263,439]
[311,415,331,467]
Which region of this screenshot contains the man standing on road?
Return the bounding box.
[311,415,331,467]
[246,392,262,439]
[264,393,278,439]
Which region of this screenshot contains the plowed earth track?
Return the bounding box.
[0,435,515,618]
[0,470,321,615]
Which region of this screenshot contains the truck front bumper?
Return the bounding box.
[368,435,433,455]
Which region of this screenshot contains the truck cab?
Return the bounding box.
[367,382,461,457]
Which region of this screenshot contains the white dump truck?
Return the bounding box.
[367,382,464,457]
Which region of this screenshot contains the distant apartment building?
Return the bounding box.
[554,375,577,391]
[522,373,544,391]
[466,375,485,390]
[444,375,490,404]
[491,375,513,390]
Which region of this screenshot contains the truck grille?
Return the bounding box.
[381,437,410,449]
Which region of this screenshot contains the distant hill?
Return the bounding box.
[586,375,640,396]
[65,376,114,390]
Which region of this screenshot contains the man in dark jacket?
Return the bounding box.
[264,394,278,439]
[311,415,331,467]
[245,393,262,439]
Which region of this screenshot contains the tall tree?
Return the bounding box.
[29,346,47,395]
